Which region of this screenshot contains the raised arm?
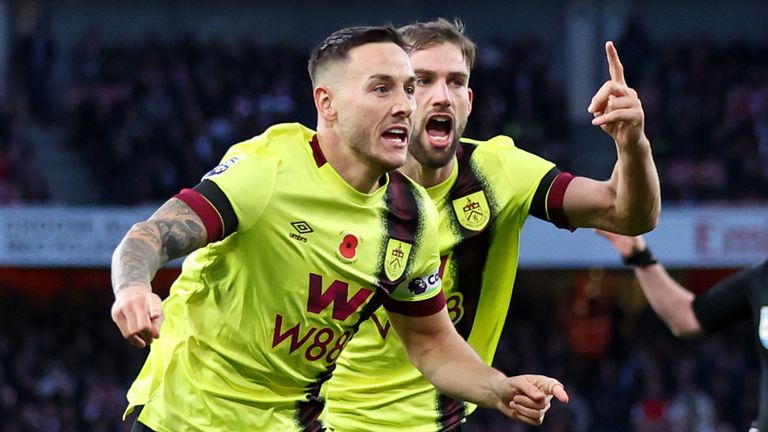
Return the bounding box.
[596,230,701,336]
[564,41,660,235]
[110,197,208,348]
[387,307,569,425]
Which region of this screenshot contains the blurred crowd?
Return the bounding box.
[0,107,49,204]
[0,289,143,432]
[617,21,768,202]
[59,30,567,204]
[0,270,757,432]
[62,29,312,204]
[5,21,767,204]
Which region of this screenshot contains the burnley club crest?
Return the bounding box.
[452,191,490,231]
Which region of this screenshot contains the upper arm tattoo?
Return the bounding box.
[149,198,208,260]
[112,198,207,294]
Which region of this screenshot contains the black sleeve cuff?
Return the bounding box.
[193,180,238,238]
[529,167,560,221]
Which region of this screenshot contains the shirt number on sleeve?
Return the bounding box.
[446,292,464,324]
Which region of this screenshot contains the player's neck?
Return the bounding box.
[401,156,455,189]
[316,131,382,194]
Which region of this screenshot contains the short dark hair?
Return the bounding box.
[399,18,477,71]
[308,25,409,86]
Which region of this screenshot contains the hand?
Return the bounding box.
[111,285,164,348]
[495,375,569,426]
[588,41,648,150]
[595,229,647,257]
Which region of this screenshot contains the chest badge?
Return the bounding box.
[452,191,490,231]
[384,238,412,281]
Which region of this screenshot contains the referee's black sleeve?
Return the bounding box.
[692,262,766,333]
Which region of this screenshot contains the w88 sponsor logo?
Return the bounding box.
[270,273,371,362]
[272,314,352,363]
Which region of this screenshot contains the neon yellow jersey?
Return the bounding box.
[325,136,558,432]
[125,123,444,432]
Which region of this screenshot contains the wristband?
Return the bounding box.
[623,248,657,268]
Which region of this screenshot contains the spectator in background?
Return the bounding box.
[16,18,56,122]
[9,19,754,206]
[0,106,49,204]
[65,35,310,204]
[616,21,768,202]
[62,29,569,205]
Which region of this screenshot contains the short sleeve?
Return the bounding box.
[692,264,762,333]
[203,143,279,232]
[470,136,556,223]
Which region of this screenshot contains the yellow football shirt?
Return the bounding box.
[325,136,560,432]
[125,123,443,432]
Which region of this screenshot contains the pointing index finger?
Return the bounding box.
[552,383,570,404]
[605,41,626,85]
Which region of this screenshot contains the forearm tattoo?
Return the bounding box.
[112,198,207,294]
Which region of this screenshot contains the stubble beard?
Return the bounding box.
[409,122,464,170]
[342,121,402,173]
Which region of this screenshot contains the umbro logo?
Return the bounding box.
[290,221,313,243]
[292,221,313,234]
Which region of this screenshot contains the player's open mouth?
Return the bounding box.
[381,125,409,146]
[425,114,453,148]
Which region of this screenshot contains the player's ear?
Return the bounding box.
[314,86,337,121]
[467,87,474,115]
